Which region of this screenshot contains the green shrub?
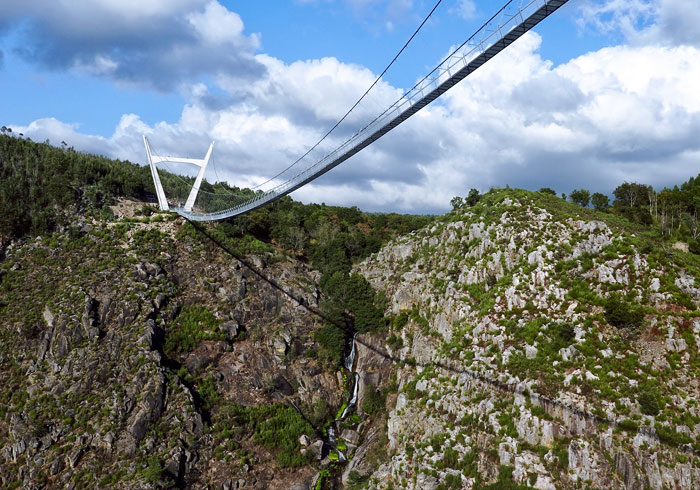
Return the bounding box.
[226,403,314,468]
[141,455,165,485]
[655,423,693,446]
[164,306,224,356]
[315,323,346,366]
[554,322,575,344]
[403,378,421,400]
[390,312,409,330]
[386,333,404,350]
[479,465,532,489]
[429,433,447,452]
[604,295,644,330]
[197,375,221,411]
[690,239,700,255]
[361,385,386,416]
[618,419,639,432]
[638,391,660,416]
[444,447,459,469]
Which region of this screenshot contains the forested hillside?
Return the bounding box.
[0,135,431,488]
[0,132,432,372]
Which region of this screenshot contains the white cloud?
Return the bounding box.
[637,0,700,47]
[0,0,263,91]
[451,0,477,21]
[578,0,700,47]
[187,2,250,46]
[11,8,700,214]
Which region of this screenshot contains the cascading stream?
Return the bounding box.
[319,331,361,490]
[340,335,360,421]
[330,333,360,463]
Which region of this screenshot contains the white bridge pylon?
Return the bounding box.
[143,136,214,212]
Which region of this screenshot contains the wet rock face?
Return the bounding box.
[354,334,394,414]
[353,192,700,489]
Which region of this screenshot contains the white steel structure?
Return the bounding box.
[143,136,214,212]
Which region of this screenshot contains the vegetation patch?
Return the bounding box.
[604,295,644,330]
[164,306,224,356]
[215,403,314,468]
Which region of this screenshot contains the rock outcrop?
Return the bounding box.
[0,202,340,489]
[352,190,700,489]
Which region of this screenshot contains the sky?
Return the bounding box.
[1,0,699,214]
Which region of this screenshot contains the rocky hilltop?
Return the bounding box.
[349,189,700,489]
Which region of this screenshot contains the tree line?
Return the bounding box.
[565,180,700,250]
[452,178,700,254]
[0,134,155,240]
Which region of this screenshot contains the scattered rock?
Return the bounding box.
[340,429,360,445]
[673,241,689,253]
[220,320,239,340]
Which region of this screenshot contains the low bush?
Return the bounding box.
[604,295,644,330]
[655,423,693,446]
[638,391,660,416]
[361,385,386,416]
[386,333,404,350]
[164,306,224,356]
[618,419,639,432]
[222,403,314,468]
[314,323,346,366]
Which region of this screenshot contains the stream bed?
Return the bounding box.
[319,333,362,488]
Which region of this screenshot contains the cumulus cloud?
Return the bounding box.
[0,0,264,91]
[637,0,700,47]
[9,1,700,214]
[16,30,700,214]
[578,0,700,47]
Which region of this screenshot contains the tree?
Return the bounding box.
[638,391,660,416]
[591,192,610,211]
[465,188,481,207]
[569,189,590,207]
[613,182,650,208]
[539,187,556,195]
[450,196,464,210]
[604,295,643,330]
[361,384,386,416]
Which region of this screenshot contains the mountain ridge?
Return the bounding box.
[352,188,700,489]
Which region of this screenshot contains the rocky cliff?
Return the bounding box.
[349,189,700,489]
[2,189,700,490]
[0,200,344,489]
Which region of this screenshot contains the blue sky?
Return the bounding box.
[1,0,699,213]
[1,1,602,135]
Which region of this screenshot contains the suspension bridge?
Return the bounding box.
[145,0,569,221]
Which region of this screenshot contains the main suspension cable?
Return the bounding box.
[249,0,446,191]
